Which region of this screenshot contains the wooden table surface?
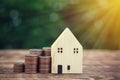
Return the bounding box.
[0,50,120,80]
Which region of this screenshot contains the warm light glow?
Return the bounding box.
[108,0,120,7]
[62,0,120,49]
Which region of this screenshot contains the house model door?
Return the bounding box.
[58,65,62,74]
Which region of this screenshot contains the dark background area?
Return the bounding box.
[0,0,67,49]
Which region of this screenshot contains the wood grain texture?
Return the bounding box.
[0,50,120,80]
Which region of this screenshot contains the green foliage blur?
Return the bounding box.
[0,0,119,50]
[0,0,70,49]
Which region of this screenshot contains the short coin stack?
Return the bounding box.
[25,54,38,73]
[13,62,24,73]
[42,47,51,56]
[39,56,51,73]
[29,49,43,56]
[13,47,52,74]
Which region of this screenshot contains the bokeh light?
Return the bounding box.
[0,0,120,49]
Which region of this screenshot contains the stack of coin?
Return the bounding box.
[42,47,51,56]
[29,49,43,56]
[25,54,38,73]
[13,62,24,73]
[39,56,51,73]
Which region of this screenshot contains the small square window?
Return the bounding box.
[73,48,79,53]
[58,48,63,53]
[67,65,70,70]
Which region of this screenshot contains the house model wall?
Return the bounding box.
[51,28,83,74]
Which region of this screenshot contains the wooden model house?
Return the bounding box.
[51,28,83,74]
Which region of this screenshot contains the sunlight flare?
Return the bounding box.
[62,0,120,49]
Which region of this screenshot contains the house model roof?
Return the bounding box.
[52,27,82,48]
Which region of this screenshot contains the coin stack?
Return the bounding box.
[29,49,43,56]
[13,62,24,73]
[25,54,38,73]
[42,47,51,56]
[39,56,51,73]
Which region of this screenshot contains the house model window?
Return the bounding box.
[58,48,63,53]
[67,65,70,70]
[74,48,78,53]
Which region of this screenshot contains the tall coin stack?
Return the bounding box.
[13,62,24,73]
[29,49,43,56]
[25,54,38,73]
[42,47,51,56]
[39,56,51,73]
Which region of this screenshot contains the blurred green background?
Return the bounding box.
[0,0,120,50]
